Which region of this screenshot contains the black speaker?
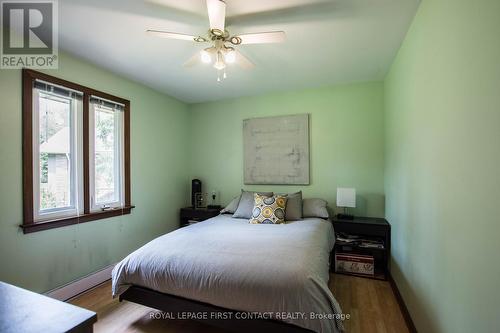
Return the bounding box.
[191,179,202,207]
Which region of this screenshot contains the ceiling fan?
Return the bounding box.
[147,0,286,81]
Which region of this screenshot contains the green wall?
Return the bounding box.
[2,3,498,331]
[384,0,500,332]
[188,82,385,217]
[0,53,190,293]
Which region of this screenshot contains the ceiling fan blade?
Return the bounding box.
[234,50,255,70]
[183,52,201,68]
[147,30,206,42]
[206,0,226,32]
[231,31,286,45]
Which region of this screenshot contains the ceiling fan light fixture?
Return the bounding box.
[194,36,207,43]
[213,59,226,70]
[200,50,212,63]
[224,49,236,63]
[211,28,224,37]
[229,36,242,45]
[213,51,226,70]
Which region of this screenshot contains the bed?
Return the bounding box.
[112,214,344,333]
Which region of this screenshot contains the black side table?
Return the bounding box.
[331,216,391,280]
[180,207,220,227]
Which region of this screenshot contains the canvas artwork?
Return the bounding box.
[243,114,310,185]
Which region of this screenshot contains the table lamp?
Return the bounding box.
[336,187,356,220]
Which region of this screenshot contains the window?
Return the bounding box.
[89,96,124,211]
[22,69,132,233]
[33,81,83,221]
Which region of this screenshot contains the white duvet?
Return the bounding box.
[112,214,344,333]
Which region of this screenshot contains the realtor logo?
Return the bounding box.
[1,0,58,68]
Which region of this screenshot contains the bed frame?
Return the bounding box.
[119,285,314,333]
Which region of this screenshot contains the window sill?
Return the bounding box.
[20,206,135,234]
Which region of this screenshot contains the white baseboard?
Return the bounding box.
[45,264,115,301]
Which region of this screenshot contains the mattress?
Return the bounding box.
[112,214,344,333]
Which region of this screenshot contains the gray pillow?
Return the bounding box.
[233,190,273,219]
[303,198,329,219]
[283,191,303,221]
[220,195,241,214]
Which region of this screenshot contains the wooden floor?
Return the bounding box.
[70,274,408,333]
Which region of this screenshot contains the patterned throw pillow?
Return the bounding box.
[250,193,288,224]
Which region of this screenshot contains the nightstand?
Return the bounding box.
[180,207,220,228]
[331,216,391,280]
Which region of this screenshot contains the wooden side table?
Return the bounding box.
[180,207,220,227]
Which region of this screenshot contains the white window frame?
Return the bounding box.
[89,96,125,212]
[32,82,84,222]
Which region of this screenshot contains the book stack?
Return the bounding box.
[335,232,385,249]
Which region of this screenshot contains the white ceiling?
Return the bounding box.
[59,0,420,103]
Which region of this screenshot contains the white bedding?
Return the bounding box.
[112,214,344,333]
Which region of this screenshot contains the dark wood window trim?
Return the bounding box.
[21,69,133,234]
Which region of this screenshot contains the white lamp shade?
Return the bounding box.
[337,188,356,208]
